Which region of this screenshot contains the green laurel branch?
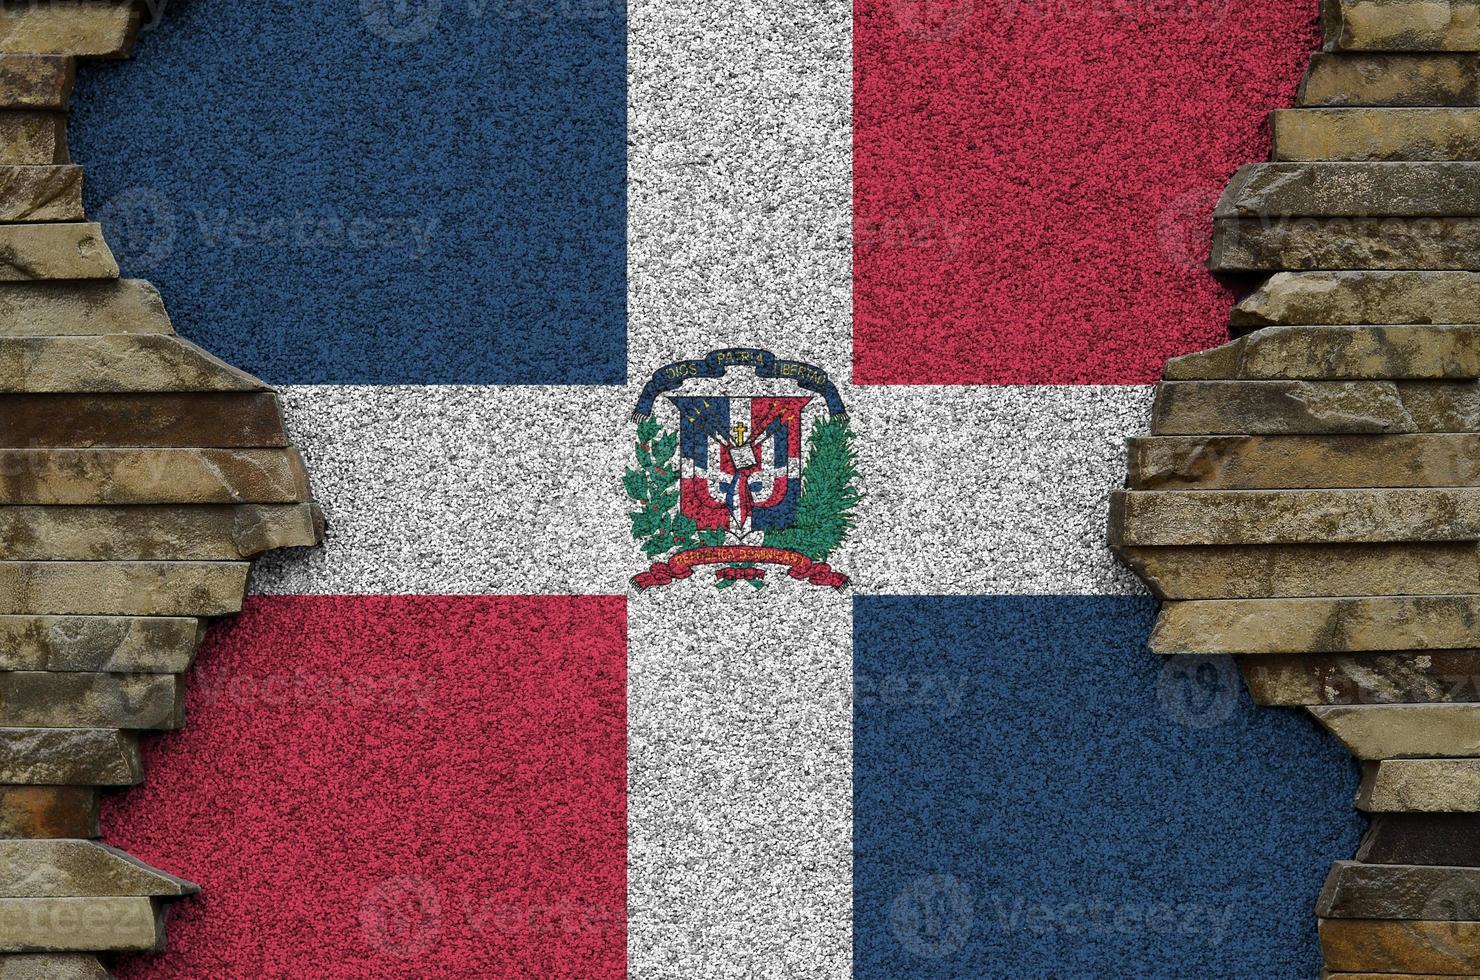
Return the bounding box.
[626,416,724,559]
[762,414,859,561]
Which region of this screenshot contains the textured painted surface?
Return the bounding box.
[45,0,1356,975]
[854,595,1362,978]
[106,596,627,978]
[623,4,854,974]
[853,0,1318,384]
[249,385,633,596]
[847,386,1148,594]
[626,0,851,381]
[251,385,1149,596]
[70,2,626,385]
[627,589,852,978]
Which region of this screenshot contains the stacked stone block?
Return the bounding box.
[1112,1,1480,974]
[0,4,320,975]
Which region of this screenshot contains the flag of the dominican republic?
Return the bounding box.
[86,1,1351,977]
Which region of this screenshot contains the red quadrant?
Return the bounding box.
[107,595,627,979]
[854,0,1320,384]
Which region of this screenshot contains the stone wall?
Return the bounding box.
[0,4,320,976]
[1113,1,1480,974]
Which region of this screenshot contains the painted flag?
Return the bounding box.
[66,0,1358,976]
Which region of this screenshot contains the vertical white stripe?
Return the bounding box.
[627,592,853,978]
[626,1,853,382]
[626,0,854,973]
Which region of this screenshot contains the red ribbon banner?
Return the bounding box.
[632,546,849,591]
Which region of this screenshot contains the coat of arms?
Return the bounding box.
[627,349,858,591]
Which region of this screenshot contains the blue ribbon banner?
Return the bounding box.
[632,349,847,420]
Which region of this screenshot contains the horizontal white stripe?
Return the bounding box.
[844,385,1152,596]
[251,385,633,596]
[250,384,1153,597]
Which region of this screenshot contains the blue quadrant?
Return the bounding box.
[854,595,1361,979]
[70,0,626,385]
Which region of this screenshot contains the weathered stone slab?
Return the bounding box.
[0,113,64,166]
[0,166,80,222]
[1172,325,1474,378]
[1312,703,1480,758]
[1274,108,1480,161]
[1321,918,1480,973]
[0,954,108,979]
[1128,434,1480,490]
[0,335,265,392]
[0,393,290,448]
[0,672,182,730]
[0,841,195,898]
[1150,595,1480,655]
[1300,52,1480,106]
[0,896,161,953]
[0,223,113,280]
[0,2,141,59]
[1151,381,1480,435]
[1242,650,1480,705]
[1213,217,1480,272]
[1360,759,1480,811]
[0,788,97,840]
[1233,272,1480,328]
[0,616,199,673]
[1218,163,1480,217]
[1124,543,1477,601]
[1359,813,1480,865]
[0,57,74,111]
[1165,326,1480,381]
[0,504,323,561]
[1320,861,1480,920]
[0,279,171,336]
[0,729,141,786]
[0,561,248,617]
[1323,0,1480,52]
[1112,489,1480,546]
[0,448,310,504]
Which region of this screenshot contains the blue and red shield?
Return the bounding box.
[669,395,810,542]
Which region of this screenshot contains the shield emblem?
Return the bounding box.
[669,395,811,542]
